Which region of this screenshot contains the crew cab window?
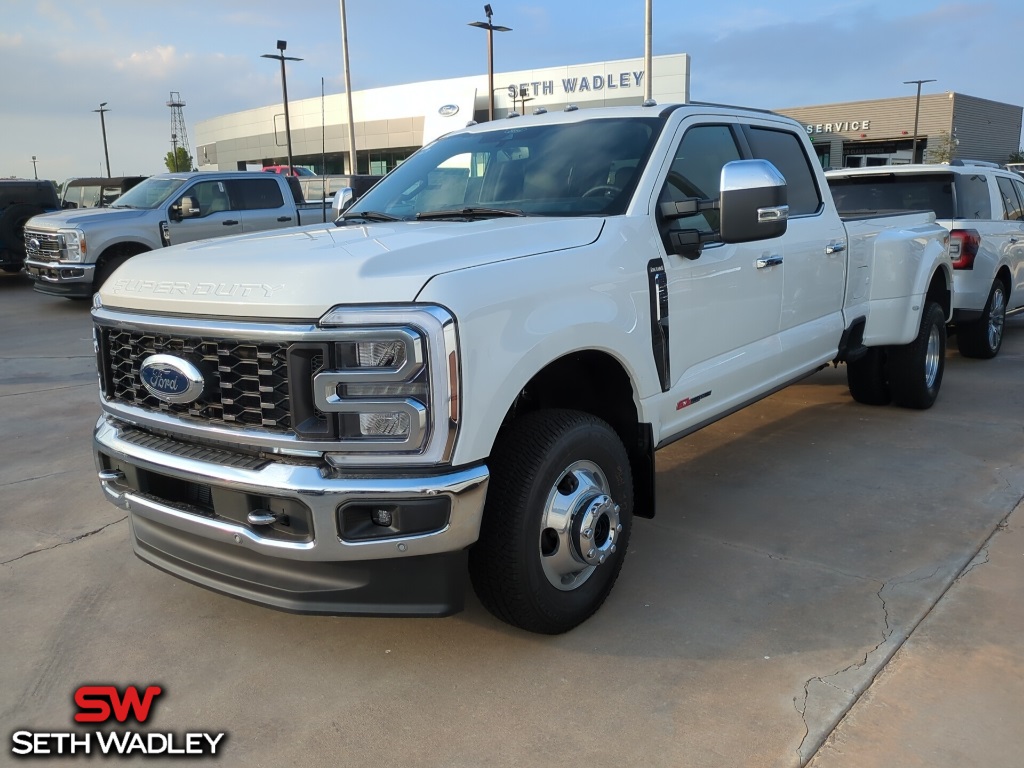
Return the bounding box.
[659,124,741,234]
[745,127,821,215]
[186,181,232,217]
[995,176,1023,220]
[228,178,285,210]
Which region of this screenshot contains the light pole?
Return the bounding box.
[93,102,111,178]
[171,133,179,172]
[515,86,533,115]
[903,79,936,163]
[469,5,511,121]
[262,41,303,175]
[31,155,38,180]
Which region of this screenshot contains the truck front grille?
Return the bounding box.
[24,230,61,262]
[102,329,293,431]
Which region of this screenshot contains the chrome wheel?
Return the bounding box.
[986,284,1006,352]
[539,460,622,591]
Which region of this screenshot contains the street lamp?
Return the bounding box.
[262,40,303,175]
[171,133,179,172]
[903,79,936,163]
[514,86,533,115]
[93,102,111,178]
[31,155,38,180]
[469,5,511,121]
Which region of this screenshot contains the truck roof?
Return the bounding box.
[456,101,796,133]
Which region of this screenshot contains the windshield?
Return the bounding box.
[347,117,663,220]
[110,177,188,210]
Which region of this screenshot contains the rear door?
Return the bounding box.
[227,177,295,232]
[741,121,848,370]
[999,175,1024,308]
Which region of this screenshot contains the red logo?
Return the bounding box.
[73,685,163,724]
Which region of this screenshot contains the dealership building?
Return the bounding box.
[194,53,1022,175]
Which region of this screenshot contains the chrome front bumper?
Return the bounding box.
[25,258,96,297]
[93,417,489,615]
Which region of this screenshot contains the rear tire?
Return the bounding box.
[846,347,891,405]
[956,279,1007,359]
[887,301,945,409]
[469,409,633,634]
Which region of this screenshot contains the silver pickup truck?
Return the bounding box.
[23,171,331,299]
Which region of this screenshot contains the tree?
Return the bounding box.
[1008,148,1024,163]
[164,146,194,173]
[926,131,955,164]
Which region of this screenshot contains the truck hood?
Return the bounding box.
[99,217,604,319]
[25,207,151,230]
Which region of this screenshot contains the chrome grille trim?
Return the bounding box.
[24,229,61,263]
[92,306,461,466]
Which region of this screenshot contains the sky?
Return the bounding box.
[2,0,1023,183]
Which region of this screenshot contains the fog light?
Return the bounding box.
[371,507,394,526]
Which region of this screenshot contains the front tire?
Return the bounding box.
[956,279,1007,359]
[887,301,945,409]
[469,409,633,634]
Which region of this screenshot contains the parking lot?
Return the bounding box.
[2,269,1022,767]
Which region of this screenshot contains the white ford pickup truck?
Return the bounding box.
[91,103,951,634]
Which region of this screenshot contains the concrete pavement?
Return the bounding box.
[2,271,1022,767]
[809,498,1024,768]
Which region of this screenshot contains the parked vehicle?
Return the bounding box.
[262,165,317,177]
[23,171,333,298]
[0,179,59,273]
[827,161,1024,358]
[297,174,382,204]
[60,176,147,210]
[90,104,951,634]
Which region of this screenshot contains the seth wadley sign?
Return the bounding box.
[506,71,645,99]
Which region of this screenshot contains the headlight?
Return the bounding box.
[314,306,459,464]
[57,228,86,263]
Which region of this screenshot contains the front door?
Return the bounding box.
[651,120,786,437]
[166,179,240,244]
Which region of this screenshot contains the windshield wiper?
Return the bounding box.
[415,207,525,221]
[339,210,403,222]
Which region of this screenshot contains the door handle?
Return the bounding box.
[222,220,239,226]
[756,255,783,269]
[825,242,846,254]
[277,216,293,222]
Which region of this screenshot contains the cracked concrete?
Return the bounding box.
[808,500,1024,768]
[1,516,127,566]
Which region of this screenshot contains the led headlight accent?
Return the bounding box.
[315,305,460,463]
[58,228,86,263]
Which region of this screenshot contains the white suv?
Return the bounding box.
[827,162,1024,358]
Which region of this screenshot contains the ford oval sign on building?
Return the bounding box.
[438,104,459,117]
[139,354,205,404]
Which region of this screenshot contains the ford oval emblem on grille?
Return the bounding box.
[139,354,205,404]
[438,104,459,117]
